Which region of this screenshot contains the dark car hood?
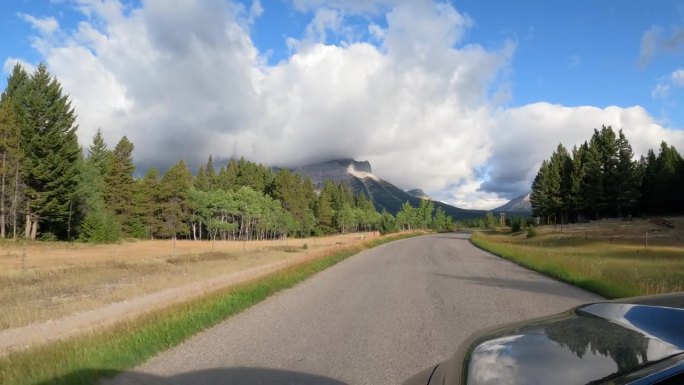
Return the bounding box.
[422,293,684,385]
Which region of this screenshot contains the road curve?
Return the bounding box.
[105,233,602,385]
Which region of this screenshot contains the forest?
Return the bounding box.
[530,125,684,224]
[0,64,453,242]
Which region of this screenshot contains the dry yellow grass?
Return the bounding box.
[529,217,684,246]
[472,218,684,298]
[0,233,378,330]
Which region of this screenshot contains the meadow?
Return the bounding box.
[0,233,377,330]
[471,218,684,298]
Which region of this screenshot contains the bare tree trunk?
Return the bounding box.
[30,216,38,240]
[11,163,19,239]
[172,235,177,258]
[67,200,73,240]
[24,204,31,239]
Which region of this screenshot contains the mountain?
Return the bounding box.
[291,159,485,219]
[493,193,532,214]
[406,188,431,200]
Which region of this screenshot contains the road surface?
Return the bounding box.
[105,233,602,385]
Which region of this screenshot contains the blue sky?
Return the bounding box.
[1,1,683,208]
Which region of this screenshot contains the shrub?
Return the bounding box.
[483,212,497,230]
[510,217,524,232]
[39,232,58,242]
[526,227,537,238]
[79,208,121,244]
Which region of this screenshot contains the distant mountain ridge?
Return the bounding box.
[493,193,532,214]
[290,159,485,219]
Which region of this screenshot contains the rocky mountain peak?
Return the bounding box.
[406,189,431,200]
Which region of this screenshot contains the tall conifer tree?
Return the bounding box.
[19,64,80,239]
[105,136,136,233]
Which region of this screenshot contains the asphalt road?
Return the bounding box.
[105,233,602,385]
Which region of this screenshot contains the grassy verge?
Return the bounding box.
[471,231,684,299]
[0,232,421,385]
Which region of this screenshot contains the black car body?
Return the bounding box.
[406,293,684,385]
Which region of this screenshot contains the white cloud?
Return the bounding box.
[652,82,670,98]
[18,13,60,35]
[3,57,37,75]
[368,23,385,41]
[8,0,684,210]
[250,0,263,19]
[304,8,344,43]
[292,0,398,14]
[652,68,684,99]
[672,69,684,87]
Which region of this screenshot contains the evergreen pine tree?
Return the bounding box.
[105,136,136,234]
[19,64,81,239]
[137,167,163,238]
[205,155,216,190]
[194,164,210,191]
[89,128,111,177]
[0,96,21,238]
[315,180,336,234]
[639,150,657,214]
[159,160,193,239]
[0,64,29,239]
[582,139,604,219]
[78,131,121,243]
[614,130,640,216]
[592,126,619,216]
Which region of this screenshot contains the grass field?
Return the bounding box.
[0,233,377,330]
[0,232,418,385]
[471,218,684,299]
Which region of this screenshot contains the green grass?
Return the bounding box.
[0,232,421,385]
[471,231,684,299]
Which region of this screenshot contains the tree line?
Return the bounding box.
[0,63,455,242]
[530,125,684,223]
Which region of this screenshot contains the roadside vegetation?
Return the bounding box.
[472,218,684,299]
[0,232,420,385]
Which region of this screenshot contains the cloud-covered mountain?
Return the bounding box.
[292,159,485,219]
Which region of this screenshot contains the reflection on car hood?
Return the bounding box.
[458,296,684,385]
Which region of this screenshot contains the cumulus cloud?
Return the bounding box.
[8,0,684,210]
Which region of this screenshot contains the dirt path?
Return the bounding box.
[0,250,323,357]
